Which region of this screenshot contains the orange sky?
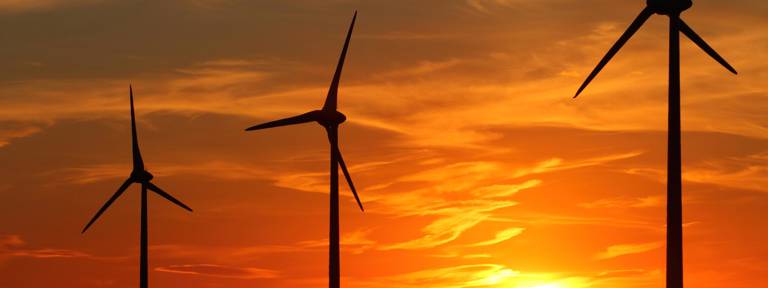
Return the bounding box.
[1,1,767,288]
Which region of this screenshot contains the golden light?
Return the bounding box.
[526,284,563,288]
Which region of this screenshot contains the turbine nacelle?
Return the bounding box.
[82,86,192,235]
[573,0,735,98]
[131,170,154,182]
[311,109,347,127]
[647,0,692,15]
[244,11,364,214]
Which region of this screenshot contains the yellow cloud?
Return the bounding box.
[382,211,491,250]
[467,227,525,247]
[472,180,542,198]
[595,241,663,260]
[155,264,279,279]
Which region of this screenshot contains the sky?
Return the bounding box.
[0,0,767,287]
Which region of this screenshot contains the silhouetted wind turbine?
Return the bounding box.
[245,11,363,288]
[245,11,362,288]
[82,85,193,288]
[573,1,736,288]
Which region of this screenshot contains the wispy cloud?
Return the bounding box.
[683,153,768,193]
[472,180,542,198]
[359,264,518,288]
[465,0,525,14]
[0,124,43,147]
[466,227,525,247]
[383,211,495,250]
[355,264,599,288]
[295,229,378,254]
[512,151,644,178]
[155,264,279,279]
[0,234,92,260]
[595,241,663,260]
[393,205,510,251]
[0,0,102,13]
[580,195,663,209]
[376,59,463,79]
[59,161,269,184]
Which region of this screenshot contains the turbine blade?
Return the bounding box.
[322,11,357,111]
[327,132,363,211]
[338,149,364,211]
[129,85,144,169]
[82,178,133,233]
[245,112,316,131]
[147,182,193,212]
[678,19,738,74]
[574,7,653,98]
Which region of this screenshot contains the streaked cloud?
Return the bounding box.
[595,242,663,260]
[383,210,493,250]
[58,161,269,184]
[472,180,542,198]
[0,0,102,13]
[360,264,518,288]
[466,227,525,247]
[0,234,91,260]
[0,124,42,147]
[155,264,279,279]
[580,195,663,209]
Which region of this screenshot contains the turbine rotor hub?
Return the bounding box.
[131,170,154,182]
[313,110,347,127]
[647,0,692,15]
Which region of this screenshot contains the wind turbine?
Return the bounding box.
[573,1,737,287]
[82,85,193,288]
[245,11,363,288]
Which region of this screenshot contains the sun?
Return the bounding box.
[515,279,584,288]
[527,284,564,288]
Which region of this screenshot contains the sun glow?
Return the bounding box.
[482,268,517,285]
[527,284,563,288]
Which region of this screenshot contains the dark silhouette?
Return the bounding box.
[82,85,193,288]
[573,1,737,288]
[245,11,362,288]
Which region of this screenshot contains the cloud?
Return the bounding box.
[0,234,91,260]
[362,264,519,288]
[683,153,768,193]
[0,235,24,247]
[376,59,463,79]
[295,229,378,254]
[379,197,517,250]
[466,227,525,247]
[358,31,461,41]
[383,211,492,250]
[465,0,526,14]
[155,264,279,279]
[472,180,542,198]
[59,161,269,184]
[489,213,661,231]
[9,249,91,259]
[355,264,598,288]
[0,124,43,147]
[625,151,768,193]
[150,243,314,261]
[595,269,655,279]
[512,151,644,178]
[580,195,663,209]
[0,0,102,13]
[595,241,663,260]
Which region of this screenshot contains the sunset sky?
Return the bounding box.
[1,0,767,287]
